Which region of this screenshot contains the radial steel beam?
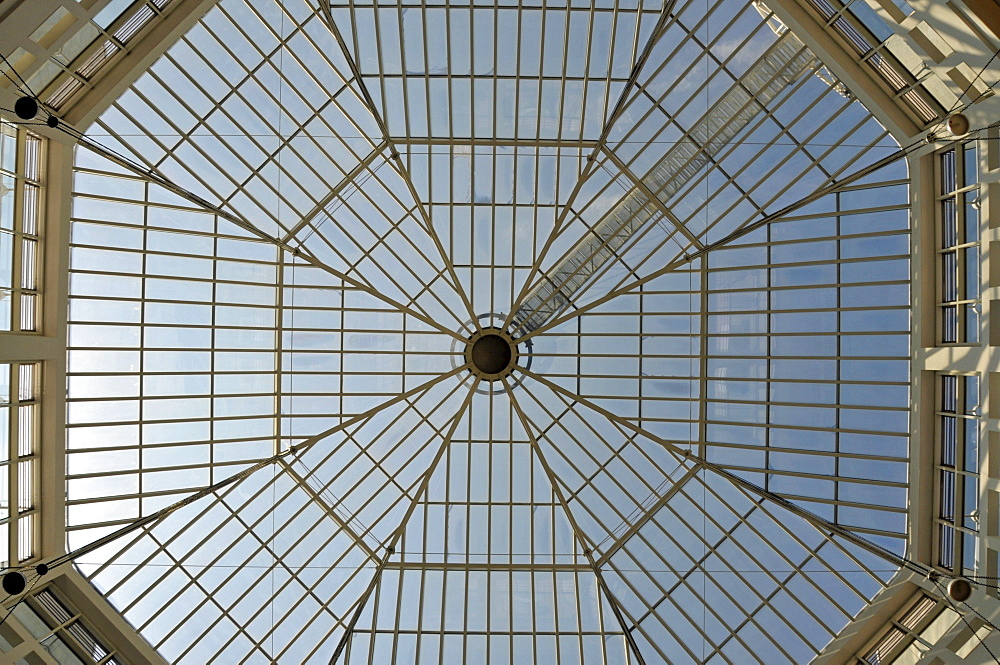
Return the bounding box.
[327,376,480,664]
[37,365,469,573]
[504,376,650,665]
[510,29,838,334]
[516,363,926,576]
[55,124,469,343]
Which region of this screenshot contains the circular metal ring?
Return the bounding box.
[450,312,533,394]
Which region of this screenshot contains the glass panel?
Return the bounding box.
[940,416,956,465]
[963,192,978,244]
[20,238,35,291]
[938,523,954,568]
[0,460,8,522]
[941,251,956,302]
[939,470,955,518]
[21,184,38,237]
[941,148,956,193]
[19,293,35,332]
[941,199,956,248]
[0,289,10,329]
[17,404,33,457]
[18,460,31,512]
[963,142,978,187]
[23,134,40,183]
[963,305,979,344]
[964,419,978,472]
[16,512,31,562]
[95,0,134,30]
[963,475,978,529]
[18,364,34,402]
[963,531,977,572]
[0,176,13,232]
[964,246,979,300]
[0,231,12,292]
[941,374,956,412]
[0,123,15,174]
[964,375,979,414]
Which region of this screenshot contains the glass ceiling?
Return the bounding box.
[63,0,911,661]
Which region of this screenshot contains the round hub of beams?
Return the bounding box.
[466,328,517,380]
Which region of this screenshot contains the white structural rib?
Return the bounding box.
[512,27,840,334]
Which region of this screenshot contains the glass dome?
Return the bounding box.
[62,0,912,661]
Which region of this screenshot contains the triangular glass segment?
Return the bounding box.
[399,143,588,320]
[599,471,894,665]
[88,0,380,238]
[283,151,474,333]
[290,367,470,547]
[280,259,462,446]
[512,377,697,549]
[77,466,379,665]
[395,388,588,566]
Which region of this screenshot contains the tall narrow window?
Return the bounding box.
[0,117,43,332]
[936,373,979,572]
[0,361,38,567]
[938,141,979,344]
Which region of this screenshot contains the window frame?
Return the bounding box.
[936,140,980,345]
[0,117,43,333]
[934,372,979,573]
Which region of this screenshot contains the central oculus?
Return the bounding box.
[466,328,517,379]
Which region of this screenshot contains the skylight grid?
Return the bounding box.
[332,1,664,141]
[66,161,284,551]
[59,0,921,660]
[88,0,379,240]
[600,472,890,664]
[80,471,377,664]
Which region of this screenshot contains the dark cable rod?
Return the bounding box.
[49,122,470,343]
[517,363,927,577]
[54,123,295,252]
[1,368,467,586]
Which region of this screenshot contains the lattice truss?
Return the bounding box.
[64,0,911,662]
